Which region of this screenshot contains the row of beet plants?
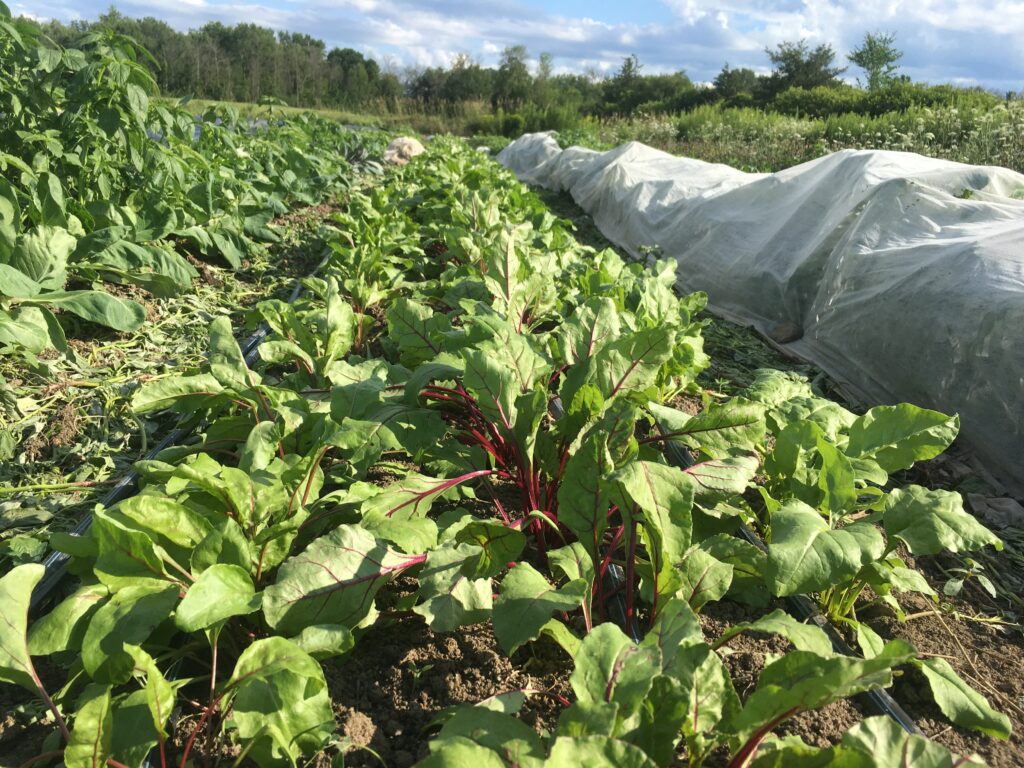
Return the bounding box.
[0,138,1008,768]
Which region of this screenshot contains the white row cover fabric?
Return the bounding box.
[498,132,1024,493]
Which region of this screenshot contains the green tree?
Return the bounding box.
[848,31,902,91]
[491,45,532,110]
[763,39,846,98]
[713,63,758,100]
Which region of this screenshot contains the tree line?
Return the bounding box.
[28,10,1007,132]
[33,9,403,109]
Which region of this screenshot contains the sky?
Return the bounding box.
[11,0,1024,92]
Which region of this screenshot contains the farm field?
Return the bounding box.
[2,9,1023,768]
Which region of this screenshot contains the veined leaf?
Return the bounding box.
[846,404,958,472]
[0,564,45,692]
[712,608,833,657]
[81,583,179,684]
[882,485,1001,555]
[8,225,73,290]
[614,460,694,601]
[559,296,621,364]
[65,684,113,768]
[547,736,660,768]
[839,715,988,767]
[0,263,41,297]
[209,315,257,390]
[682,455,760,498]
[263,525,422,634]
[649,398,766,458]
[413,543,492,632]
[916,657,1011,739]
[131,372,226,413]
[28,583,109,656]
[570,622,660,719]
[225,637,334,766]
[493,562,588,654]
[432,702,545,767]
[23,289,145,331]
[766,500,885,596]
[723,641,916,750]
[387,297,449,366]
[176,564,261,631]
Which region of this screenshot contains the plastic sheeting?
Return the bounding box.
[498,133,1024,492]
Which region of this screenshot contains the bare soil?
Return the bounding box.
[862,588,1024,767]
[700,600,867,750]
[325,613,572,767]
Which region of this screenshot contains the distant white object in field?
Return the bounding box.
[383,137,425,165]
[499,132,1024,493]
[476,146,491,154]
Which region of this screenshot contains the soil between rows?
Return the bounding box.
[857,586,1024,767]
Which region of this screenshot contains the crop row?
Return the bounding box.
[0,137,1011,768]
[0,9,384,360]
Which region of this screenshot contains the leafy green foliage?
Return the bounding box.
[0,129,1007,768]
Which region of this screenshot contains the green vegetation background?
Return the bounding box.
[29,10,1024,173]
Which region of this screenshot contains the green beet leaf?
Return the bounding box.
[81,583,179,684]
[28,583,109,656]
[413,543,493,632]
[632,675,691,767]
[386,297,449,367]
[547,736,660,768]
[845,404,958,472]
[681,455,760,499]
[263,524,422,635]
[23,289,146,332]
[723,640,915,752]
[209,315,258,390]
[613,460,694,602]
[648,398,766,459]
[65,683,113,768]
[432,703,546,768]
[0,564,45,691]
[130,372,226,414]
[0,306,55,353]
[176,563,261,632]
[454,519,526,579]
[557,296,621,364]
[765,500,885,596]
[915,657,1012,739]
[556,433,613,561]
[882,485,1001,556]
[675,546,733,610]
[712,608,833,657]
[493,562,588,654]
[8,225,73,290]
[671,642,741,759]
[289,624,355,660]
[839,715,987,767]
[0,263,42,297]
[225,637,334,767]
[571,623,661,720]
[91,508,173,591]
[419,737,511,768]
